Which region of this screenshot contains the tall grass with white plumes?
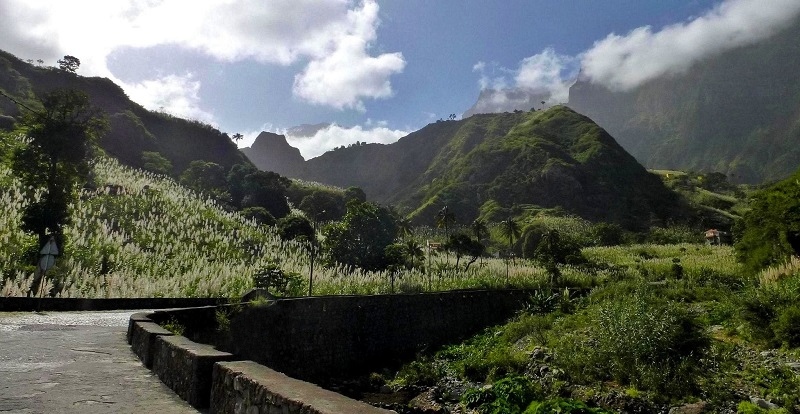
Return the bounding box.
[1,131,748,298]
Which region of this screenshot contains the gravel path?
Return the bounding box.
[0,310,200,414]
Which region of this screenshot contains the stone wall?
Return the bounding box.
[228,289,533,385]
[211,361,393,414]
[152,335,236,408]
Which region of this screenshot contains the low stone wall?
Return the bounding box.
[128,289,537,412]
[152,335,236,409]
[211,361,392,414]
[130,320,174,368]
[127,312,153,344]
[0,297,227,312]
[228,289,534,385]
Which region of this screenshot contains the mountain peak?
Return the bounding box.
[242,131,305,176]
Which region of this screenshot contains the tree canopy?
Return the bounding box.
[322,201,399,271]
[735,169,800,272]
[57,55,80,73]
[12,88,106,248]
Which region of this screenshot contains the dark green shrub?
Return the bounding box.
[592,222,626,246]
[772,304,800,348]
[734,168,800,273]
[241,206,275,226]
[252,262,303,297]
[462,376,540,414]
[524,398,615,413]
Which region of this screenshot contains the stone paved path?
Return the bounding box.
[0,310,200,414]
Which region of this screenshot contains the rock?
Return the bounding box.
[409,389,446,413]
[669,401,707,414]
[760,350,776,358]
[380,385,393,394]
[750,397,779,410]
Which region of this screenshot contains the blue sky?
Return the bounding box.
[1,0,798,158]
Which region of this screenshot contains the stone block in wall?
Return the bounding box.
[130,321,173,368]
[152,335,236,409]
[210,361,393,414]
[127,312,153,344]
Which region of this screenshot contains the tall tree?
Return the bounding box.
[470,218,489,266]
[12,89,106,250]
[404,239,424,269]
[499,217,521,283]
[322,202,398,272]
[57,55,80,73]
[396,215,413,241]
[436,205,456,236]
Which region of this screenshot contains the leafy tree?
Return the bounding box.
[277,215,314,243]
[11,89,106,251]
[141,151,172,175]
[299,191,346,222]
[57,55,80,73]
[445,233,485,270]
[532,229,584,284]
[735,169,800,272]
[344,186,367,204]
[180,160,227,195]
[470,218,489,265]
[240,170,291,219]
[322,202,399,271]
[277,214,318,294]
[226,163,258,207]
[241,206,275,226]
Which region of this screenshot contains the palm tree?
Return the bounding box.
[499,217,521,284]
[405,240,424,269]
[470,218,489,266]
[435,206,456,236]
[396,216,413,241]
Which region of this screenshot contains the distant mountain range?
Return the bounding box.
[468,16,800,184]
[0,50,247,175]
[244,107,687,229]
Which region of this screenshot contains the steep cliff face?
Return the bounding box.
[568,17,800,183]
[241,132,305,176]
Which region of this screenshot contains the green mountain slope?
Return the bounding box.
[295,107,687,229]
[568,17,800,184]
[0,49,247,175]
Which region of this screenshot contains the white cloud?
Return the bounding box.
[472,61,510,91]
[515,49,577,103]
[468,0,800,115]
[292,1,405,110]
[581,0,800,91]
[123,74,215,124]
[287,124,409,159]
[0,0,404,113]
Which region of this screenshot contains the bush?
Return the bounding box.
[772,305,800,348]
[462,376,540,414]
[734,168,800,273]
[551,292,709,398]
[241,206,275,226]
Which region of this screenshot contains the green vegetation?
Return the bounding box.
[2,47,799,413]
[734,168,800,273]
